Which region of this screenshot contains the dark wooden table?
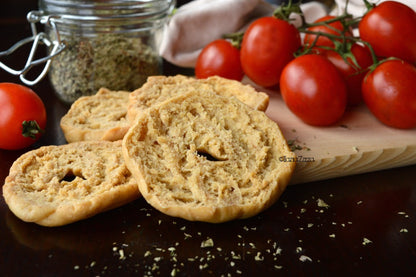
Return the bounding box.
[1,1,416,276]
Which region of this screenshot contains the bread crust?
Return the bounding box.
[127,75,269,123]
[2,141,140,227]
[123,91,295,223]
[61,76,269,143]
[60,88,131,143]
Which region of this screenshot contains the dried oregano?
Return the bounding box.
[48,32,160,103]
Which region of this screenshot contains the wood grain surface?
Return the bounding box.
[248,80,416,184]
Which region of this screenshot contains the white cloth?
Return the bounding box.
[333,0,416,17]
[160,0,416,68]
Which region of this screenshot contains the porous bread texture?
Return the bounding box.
[122,91,295,223]
[60,88,131,143]
[127,75,269,123]
[2,141,140,227]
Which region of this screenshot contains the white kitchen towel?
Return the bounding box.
[333,0,416,17]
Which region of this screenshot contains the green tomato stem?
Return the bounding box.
[22,120,44,140]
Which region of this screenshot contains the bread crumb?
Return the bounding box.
[299,255,312,262]
[254,252,264,261]
[119,249,125,260]
[362,238,372,245]
[199,263,209,270]
[398,212,409,218]
[201,238,214,248]
[317,198,330,208]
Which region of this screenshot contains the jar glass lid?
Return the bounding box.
[39,0,176,21]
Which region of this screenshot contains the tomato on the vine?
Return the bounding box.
[280,54,347,126]
[303,15,352,54]
[362,59,416,129]
[325,43,373,106]
[240,16,301,87]
[359,1,416,64]
[0,83,47,150]
[195,39,244,81]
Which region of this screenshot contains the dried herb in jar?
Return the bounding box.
[49,33,160,104]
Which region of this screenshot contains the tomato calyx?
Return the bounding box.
[273,0,303,22]
[362,0,376,12]
[335,41,359,69]
[22,120,45,140]
[363,56,403,84]
[222,32,244,49]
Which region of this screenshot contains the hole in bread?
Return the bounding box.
[196,150,225,162]
[113,113,127,121]
[60,170,85,182]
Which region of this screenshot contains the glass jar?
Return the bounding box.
[37,0,175,104]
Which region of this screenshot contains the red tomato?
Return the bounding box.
[0,83,47,150]
[362,60,416,129]
[280,54,347,126]
[359,1,416,64]
[195,39,244,81]
[240,16,301,87]
[325,43,373,105]
[303,15,352,54]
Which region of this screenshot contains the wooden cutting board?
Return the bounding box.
[247,81,416,185]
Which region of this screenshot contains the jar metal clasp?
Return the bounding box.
[0,11,65,86]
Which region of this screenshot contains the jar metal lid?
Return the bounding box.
[40,0,175,22]
[0,13,65,85]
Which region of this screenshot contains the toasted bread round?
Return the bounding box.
[2,141,140,227]
[122,91,295,223]
[60,88,131,143]
[127,75,269,122]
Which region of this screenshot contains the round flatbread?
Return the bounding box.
[123,91,295,223]
[127,75,269,122]
[60,88,131,143]
[3,141,139,227]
